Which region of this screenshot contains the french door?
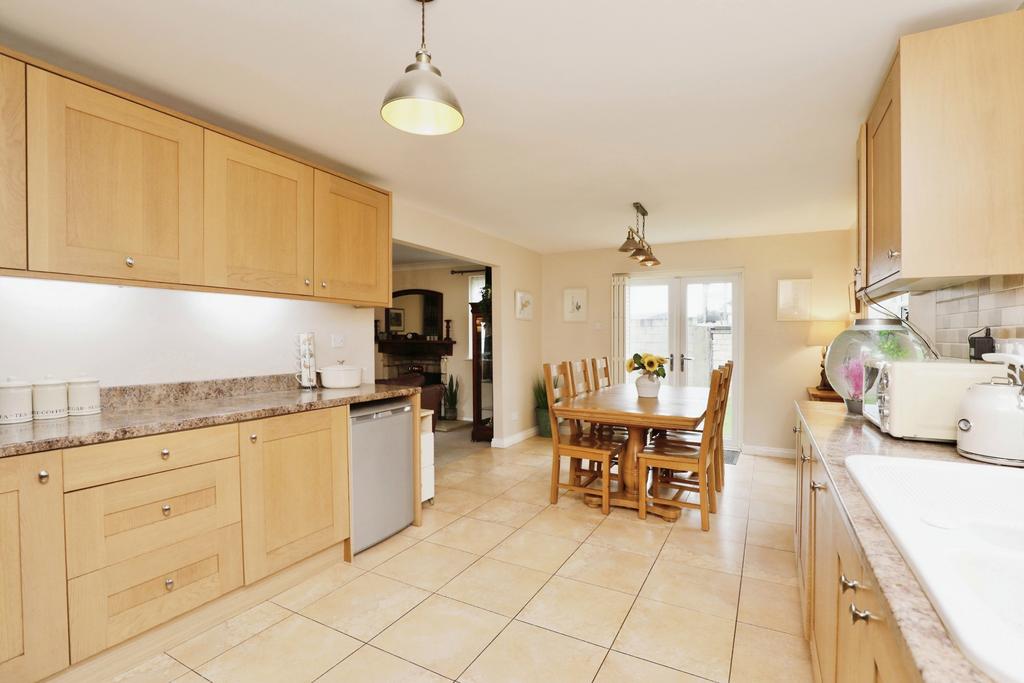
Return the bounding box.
[627,274,742,447]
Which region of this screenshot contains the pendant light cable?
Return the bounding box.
[420,0,427,50]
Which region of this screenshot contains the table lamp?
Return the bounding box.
[807,320,848,391]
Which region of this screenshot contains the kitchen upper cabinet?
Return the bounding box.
[204,131,315,295]
[239,407,350,583]
[26,67,204,284]
[0,55,25,271]
[861,11,1024,295]
[314,170,391,305]
[0,451,69,682]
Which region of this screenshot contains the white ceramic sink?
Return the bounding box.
[845,455,1024,683]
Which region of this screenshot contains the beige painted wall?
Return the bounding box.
[389,265,477,420]
[392,200,544,444]
[541,229,855,451]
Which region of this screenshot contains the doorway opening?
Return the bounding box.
[626,272,743,450]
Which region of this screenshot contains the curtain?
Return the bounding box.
[610,273,629,383]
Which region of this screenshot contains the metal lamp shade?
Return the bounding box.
[629,247,648,261]
[618,232,641,252]
[381,51,464,135]
[641,252,660,267]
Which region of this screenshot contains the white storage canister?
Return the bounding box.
[67,377,101,416]
[0,378,33,424]
[32,377,68,420]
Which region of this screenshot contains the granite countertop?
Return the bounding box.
[795,401,992,683]
[0,384,419,458]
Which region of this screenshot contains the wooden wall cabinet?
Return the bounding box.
[0,451,69,682]
[0,55,25,270]
[239,407,350,583]
[314,170,391,306]
[204,130,315,295]
[861,11,1024,295]
[26,67,204,284]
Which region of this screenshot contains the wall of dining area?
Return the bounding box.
[540,228,855,452]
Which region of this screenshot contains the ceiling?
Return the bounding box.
[392,242,479,268]
[0,0,1017,253]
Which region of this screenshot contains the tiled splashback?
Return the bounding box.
[934,274,1024,358]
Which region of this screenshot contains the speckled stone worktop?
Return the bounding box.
[796,401,993,683]
[0,382,419,458]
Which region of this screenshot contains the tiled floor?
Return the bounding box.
[112,434,813,683]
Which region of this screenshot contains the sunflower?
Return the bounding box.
[626,358,636,371]
[643,356,660,372]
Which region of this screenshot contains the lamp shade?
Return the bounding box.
[806,320,848,347]
[618,231,641,252]
[381,51,464,135]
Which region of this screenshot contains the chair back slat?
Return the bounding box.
[697,368,724,470]
[590,357,612,389]
[567,359,591,397]
[542,363,567,443]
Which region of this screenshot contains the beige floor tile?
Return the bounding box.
[432,486,493,514]
[352,533,419,569]
[112,654,189,683]
[435,466,479,489]
[752,468,797,488]
[639,560,740,619]
[658,534,745,575]
[595,650,707,683]
[168,601,290,668]
[486,528,580,573]
[488,462,546,479]
[301,572,429,640]
[270,561,365,611]
[707,491,750,518]
[749,483,794,505]
[375,541,478,591]
[557,542,655,595]
[742,545,798,586]
[749,499,796,525]
[438,557,549,617]
[197,614,359,683]
[738,577,803,636]
[519,576,634,647]
[461,620,605,683]
[613,598,734,683]
[467,497,545,527]
[746,519,795,552]
[670,509,748,543]
[319,645,448,682]
[401,507,463,540]
[448,471,522,497]
[500,479,555,506]
[172,673,207,683]
[426,516,516,554]
[371,595,509,679]
[521,505,603,541]
[587,517,670,557]
[753,457,796,473]
[729,622,813,682]
[720,476,753,499]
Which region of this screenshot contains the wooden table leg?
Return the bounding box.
[618,426,647,496]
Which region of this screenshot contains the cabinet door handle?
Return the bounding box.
[840,574,861,593]
[38,470,49,484]
[164,578,175,591]
[800,454,811,463]
[850,603,872,623]
[125,256,135,267]
[250,433,258,443]
[304,278,311,286]
[792,425,802,434]
[162,504,172,516]
[810,481,826,492]
[887,249,900,259]
[321,281,328,288]
[160,448,171,460]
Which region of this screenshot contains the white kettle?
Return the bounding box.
[956,353,1024,466]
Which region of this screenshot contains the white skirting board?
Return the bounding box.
[741,444,797,460]
[491,426,539,449]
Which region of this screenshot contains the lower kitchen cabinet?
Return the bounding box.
[239,407,351,583]
[794,410,921,683]
[0,451,69,682]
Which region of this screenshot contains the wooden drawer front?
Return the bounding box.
[65,458,240,578]
[63,424,238,491]
[68,524,242,663]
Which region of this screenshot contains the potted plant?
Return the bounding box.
[533,377,553,437]
[442,376,460,420]
[627,352,667,398]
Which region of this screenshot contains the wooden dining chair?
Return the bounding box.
[543,362,622,514]
[567,359,593,395]
[638,368,723,529]
[590,357,613,389]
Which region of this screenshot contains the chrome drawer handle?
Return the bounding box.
[304,278,311,286]
[840,574,861,593]
[800,454,811,463]
[164,578,174,591]
[792,425,801,433]
[850,604,872,623]
[38,470,49,484]
[162,504,172,516]
[249,433,258,443]
[125,256,135,267]
[160,448,171,460]
[810,481,826,492]
[887,249,900,259]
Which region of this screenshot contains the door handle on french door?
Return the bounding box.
[669,353,674,371]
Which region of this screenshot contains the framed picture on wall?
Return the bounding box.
[777,279,812,321]
[515,290,534,320]
[563,288,588,322]
[387,308,405,331]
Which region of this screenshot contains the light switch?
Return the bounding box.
[330,334,345,348]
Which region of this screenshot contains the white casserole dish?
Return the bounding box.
[319,363,362,389]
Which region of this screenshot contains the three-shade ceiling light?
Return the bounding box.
[617,203,660,267]
[381,0,464,136]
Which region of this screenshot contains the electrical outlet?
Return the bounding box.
[330,334,345,348]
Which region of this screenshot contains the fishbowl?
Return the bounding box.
[824,318,932,413]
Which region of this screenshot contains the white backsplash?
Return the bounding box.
[933,275,1024,358]
[0,276,376,386]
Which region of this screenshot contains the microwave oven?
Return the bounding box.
[862,360,999,441]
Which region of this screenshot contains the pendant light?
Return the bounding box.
[381,0,464,136]
[620,202,660,267]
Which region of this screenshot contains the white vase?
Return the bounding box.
[635,374,661,398]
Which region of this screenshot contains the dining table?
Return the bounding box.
[551,382,710,521]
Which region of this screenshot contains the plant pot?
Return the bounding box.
[635,374,662,398]
[536,408,552,437]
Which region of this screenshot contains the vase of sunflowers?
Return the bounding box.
[627,352,667,398]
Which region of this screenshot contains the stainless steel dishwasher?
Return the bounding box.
[349,399,414,554]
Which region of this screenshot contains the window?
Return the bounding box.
[467,275,485,359]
